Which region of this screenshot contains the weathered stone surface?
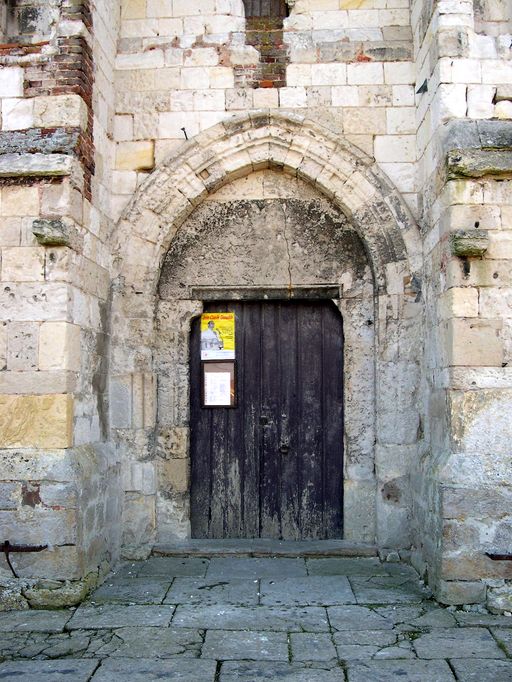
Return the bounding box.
[413,627,505,659]
[32,219,80,248]
[0,660,99,680]
[0,610,71,632]
[24,575,96,609]
[449,659,512,682]
[349,576,427,604]
[0,394,73,448]
[437,580,487,606]
[291,632,338,662]
[90,577,172,605]
[347,660,455,681]
[0,128,80,155]
[137,557,209,578]
[450,229,489,257]
[306,558,388,576]
[101,627,202,658]
[220,663,341,681]
[91,658,216,681]
[487,585,512,614]
[172,605,330,631]
[202,630,289,661]
[0,153,74,177]
[327,605,395,631]
[206,557,308,579]
[164,577,258,606]
[67,605,175,629]
[447,150,512,179]
[260,576,355,606]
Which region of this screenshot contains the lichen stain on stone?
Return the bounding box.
[159,197,369,301]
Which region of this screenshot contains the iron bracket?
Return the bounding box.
[1,541,48,578]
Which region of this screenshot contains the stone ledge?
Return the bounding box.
[0,153,74,178]
[0,128,80,155]
[442,119,512,154]
[447,149,512,179]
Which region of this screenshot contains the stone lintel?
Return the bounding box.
[190,285,341,300]
[0,153,74,178]
[447,149,512,180]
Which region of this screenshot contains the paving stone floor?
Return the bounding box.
[0,556,511,680]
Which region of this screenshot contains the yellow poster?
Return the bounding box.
[200,312,235,360]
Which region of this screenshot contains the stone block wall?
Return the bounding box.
[410,0,512,609]
[0,0,511,612]
[0,0,122,608]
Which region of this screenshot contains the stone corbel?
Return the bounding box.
[450,229,489,258]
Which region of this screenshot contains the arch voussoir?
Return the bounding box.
[112,111,422,293]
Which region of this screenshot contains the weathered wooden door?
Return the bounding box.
[190,300,344,540]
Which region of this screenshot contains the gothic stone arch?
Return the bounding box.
[109,112,423,554]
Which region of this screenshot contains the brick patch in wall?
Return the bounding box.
[240,16,288,89]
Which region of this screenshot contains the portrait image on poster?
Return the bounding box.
[200,312,235,360]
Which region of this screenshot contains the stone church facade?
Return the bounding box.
[0,0,511,611]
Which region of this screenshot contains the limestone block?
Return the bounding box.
[437,579,486,605]
[1,186,39,216]
[0,508,76,546]
[1,247,45,282]
[116,140,155,170]
[445,318,503,366]
[467,84,495,119]
[347,63,383,85]
[33,95,88,131]
[184,48,219,67]
[311,63,346,86]
[123,461,157,495]
[116,50,165,70]
[114,115,134,142]
[0,394,73,449]
[122,0,147,19]
[383,62,415,85]
[0,67,24,98]
[331,86,358,106]
[287,64,312,87]
[253,88,279,109]
[146,0,174,17]
[392,84,415,106]
[386,108,415,135]
[112,170,138,195]
[487,232,512,259]
[279,87,307,108]
[180,66,210,89]
[122,491,156,548]
[343,479,376,542]
[495,101,512,120]
[344,108,386,134]
[379,162,416,193]
[1,98,34,131]
[374,135,415,162]
[0,322,6,370]
[157,426,189,459]
[159,111,200,138]
[208,67,234,89]
[439,287,479,319]
[7,322,39,371]
[158,458,189,493]
[482,60,512,84]
[39,322,81,371]
[193,89,225,111]
[441,553,512,581]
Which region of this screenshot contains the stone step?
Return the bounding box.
[152,539,377,559]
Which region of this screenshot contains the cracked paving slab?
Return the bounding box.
[90,657,217,681]
[171,604,330,631]
[67,604,176,629]
[219,662,345,681]
[259,576,355,606]
[206,557,307,579]
[164,577,259,606]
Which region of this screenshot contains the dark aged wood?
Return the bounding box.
[190,300,344,540]
[243,0,288,17]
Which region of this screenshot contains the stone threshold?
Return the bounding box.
[152,539,377,558]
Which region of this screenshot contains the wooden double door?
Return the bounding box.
[190,300,344,540]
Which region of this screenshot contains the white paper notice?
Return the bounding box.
[204,371,232,406]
